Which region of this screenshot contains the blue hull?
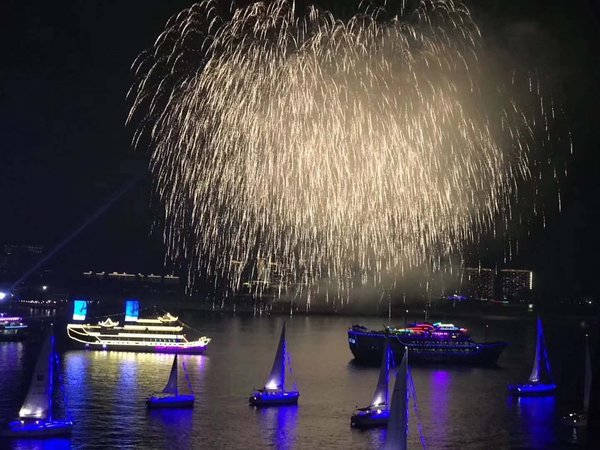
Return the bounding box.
[249,391,299,406]
[350,409,389,428]
[508,383,556,396]
[146,395,195,408]
[1,420,73,438]
[348,330,507,366]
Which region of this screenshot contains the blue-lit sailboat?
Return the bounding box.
[509,317,556,396]
[249,323,299,406]
[1,334,73,438]
[351,336,392,428]
[384,349,408,450]
[561,333,592,428]
[146,355,194,408]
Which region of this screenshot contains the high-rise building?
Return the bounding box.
[500,269,533,301]
[461,267,495,300]
[0,244,44,278]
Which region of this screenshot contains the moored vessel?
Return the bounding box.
[0,314,28,342]
[348,322,507,366]
[66,300,211,354]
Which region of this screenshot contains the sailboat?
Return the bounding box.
[384,348,408,450]
[508,316,556,396]
[351,336,392,428]
[146,355,195,408]
[561,333,592,428]
[249,323,299,406]
[1,334,73,438]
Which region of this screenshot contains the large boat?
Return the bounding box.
[1,334,73,438]
[348,322,507,366]
[0,314,28,342]
[66,300,211,354]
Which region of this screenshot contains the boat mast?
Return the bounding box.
[528,316,553,384]
[385,348,408,450]
[265,323,286,390]
[370,336,391,407]
[162,355,179,396]
[18,334,54,421]
[584,334,592,412]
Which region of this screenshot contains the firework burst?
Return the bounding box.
[129,0,541,300]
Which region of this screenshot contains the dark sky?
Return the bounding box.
[1,0,598,297]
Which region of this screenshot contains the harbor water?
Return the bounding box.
[0,313,592,449]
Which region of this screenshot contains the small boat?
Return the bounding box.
[1,334,73,438]
[0,314,29,342]
[351,336,392,428]
[146,355,195,408]
[560,333,592,428]
[509,316,556,396]
[249,323,299,406]
[384,348,408,450]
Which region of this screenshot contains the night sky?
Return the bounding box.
[1,0,598,298]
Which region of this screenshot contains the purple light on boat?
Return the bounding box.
[0,316,23,322]
[154,344,207,349]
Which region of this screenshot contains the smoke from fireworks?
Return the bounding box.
[129,0,551,299]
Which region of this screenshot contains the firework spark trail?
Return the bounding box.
[129,0,537,298]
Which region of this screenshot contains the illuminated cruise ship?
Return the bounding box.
[66,300,211,354]
[0,314,29,341]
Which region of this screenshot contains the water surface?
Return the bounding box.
[0,313,589,449]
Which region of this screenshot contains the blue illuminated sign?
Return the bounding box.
[125,299,140,322]
[72,300,87,321]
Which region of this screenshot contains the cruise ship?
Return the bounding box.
[348,322,507,366]
[66,300,211,354]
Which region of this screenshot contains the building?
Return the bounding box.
[500,269,533,301]
[0,243,44,279]
[72,271,183,302]
[461,267,495,300]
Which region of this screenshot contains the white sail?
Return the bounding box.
[265,323,286,390]
[385,349,408,450]
[19,335,53,420]
[584,334,592,411]
[370,337,391,407]
[162,355,179,395]
[528,317,553,384]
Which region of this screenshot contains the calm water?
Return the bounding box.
[0,313,592,449]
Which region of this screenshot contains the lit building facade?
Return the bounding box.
[461,267,495,300]
[500,269,533,301]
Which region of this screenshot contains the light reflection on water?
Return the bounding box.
[511,395,558,449]
[0,315,587,449]
[254,405,298,449]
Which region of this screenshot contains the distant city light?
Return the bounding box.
[42,285,48,290]
[0,291,7,300]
